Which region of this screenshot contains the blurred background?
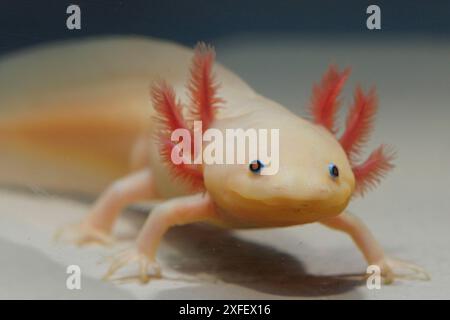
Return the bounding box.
[0,0,449,299]
[0,0,450,54]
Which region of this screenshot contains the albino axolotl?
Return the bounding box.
[0,36,427,284]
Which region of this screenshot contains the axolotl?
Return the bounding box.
[0,37,427,284]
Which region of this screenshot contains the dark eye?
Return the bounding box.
[249,160,264,174]
[328,163,339,178]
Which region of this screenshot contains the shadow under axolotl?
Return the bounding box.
[160,224,364,298]
[120,208,364,298]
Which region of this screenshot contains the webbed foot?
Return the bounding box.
[376,257,430,284]
[54,222,115,246]
[103,248,161,284]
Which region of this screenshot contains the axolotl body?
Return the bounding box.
[0,37,427,283]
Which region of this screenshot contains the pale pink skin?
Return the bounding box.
[0,37,427,283]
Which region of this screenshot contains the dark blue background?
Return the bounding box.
[0,0,449,54]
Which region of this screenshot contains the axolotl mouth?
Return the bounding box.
[226,182,352,218]
[211,189,348,228]
[227,174,353,209]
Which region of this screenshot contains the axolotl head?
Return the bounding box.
[203,104,356,228]
[153,45,394,228]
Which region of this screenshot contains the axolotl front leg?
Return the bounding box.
[321,213,429,283]
[56,168,221,283]
[56,168,221,282]
[104,193,220,283]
